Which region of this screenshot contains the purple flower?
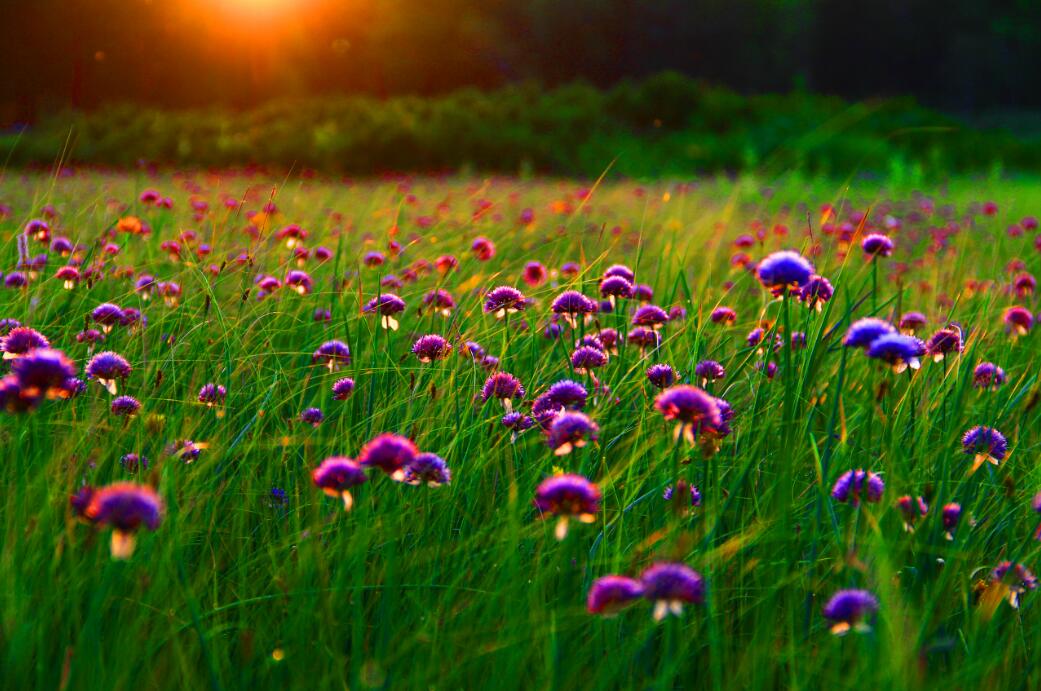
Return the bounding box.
[710,307,736,325]
[646,364,677,389]
[571,345,608,374]
[423,289,456,317]
[991,562,1038,608]
[1,326,50,359]
[120,453,149,473]
[10,348,76,399]
[311,341,352,373]
[627,327,661,353]
[756,250,815,295]
[861,233,894,258]
[603,264,635,282]
[663,481,702,507]
[694,360,725,385]
[91,303,125,333]
[843,318,896,348]
[942,503,962,539]
[973,362,1006,389]
[896,495,928,532]
[631,304,669,329]
[962,426,1007,472]
[111,395,142,417]
[483,286,528,318]
[547,411,599,456]
[1003,306,1033,336]
[632,284,654,302]
[313,456,367,511]
[85,351,132,394]
[332,377,356,400]
[300,407,324,427]
[925,327,963,361]
[640,563,705,621]
[357,433,418,480]
[285,270,314,295]
[599,276,634,300]
[831,469,884,505]
[865,334,926,373]
[654,385,722,444]
[198,383,227,407]
[412,334,452,363]
[822,589,878,634]
[363,294,406,330]
[533,474,600,539]
[800,275,833,311]
[598,328,619,352]
[482,372,525,411]
[501,412,534,441]
[587,576,644,615]
[85,482,163,559]
[403,452,451,486]
[898,311,927,333]
[551,290,596,327]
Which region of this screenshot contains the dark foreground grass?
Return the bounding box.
[1,171,1041,689]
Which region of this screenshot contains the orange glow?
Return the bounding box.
[215,0,309,20]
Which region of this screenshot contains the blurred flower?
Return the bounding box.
[481,372,525,411]
[639,563,705,621]
[694,360,725,386]
[990,562,1038,608]
[85,351,131,394]
[111,395,141,417]
[925,327,964,362]
[312,456,367,511]
[655,385,722,444]
[756,250,814,296]
[533,474,600,539]
[896,495,928,532]
[865,333,926,373]
[85,482,163,559]
[403,452,451,486]
[357,433,418,481]
[822,589,878,635]
[799,275,833,311]
[898,311,927,334]
[646,363,677,389]
[587,576,644,616]
[332,377,356,400]
[942,503,962,540]
[843,318,896,348]
[962,426,1007,473]
[861,233,894,258]
[973,362,1006,390]
[364,294,406,330]
[1,326,50,359]
[831,469,884,505]
[547,411,599,455]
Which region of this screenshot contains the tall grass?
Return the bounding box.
[1,171,1040,689]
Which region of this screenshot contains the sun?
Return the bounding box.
[214,0,309,20]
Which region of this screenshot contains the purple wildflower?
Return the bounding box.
[587,576,644,616]
[533,474,600,539]
[412,334,452,363]
[831,469,885,505]
[403,453,451,487]
[85,482,163,559]
[822,589,878,635]
[640,563,705,621]
[547,411,599,456]
[312,456,367,511]
[357,433,418,480]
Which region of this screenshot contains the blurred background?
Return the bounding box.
[2,0,1041,175]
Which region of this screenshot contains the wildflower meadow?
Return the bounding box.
[2,170,1041,689]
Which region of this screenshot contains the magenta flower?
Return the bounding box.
[646,364,677,389]
[364,294,406,330]
[896,495,928,532]
[694,360,725,385]
[403,452,451,487]
[10,348,76,399]
[533,474,600,539]
[482,372,525,411]
[91,303,125,334]
[357,433,418,481]
[799,275,833,311]
[822,589,878,635]
[332,377,356,400]
[85,482,163,559]
[861,233,894,258]
[312,456,367,511]
[412,334,451,363]
[86,351,132,394]
[640,563,705,621]
[422,289,456,317]
[1,326,50,359]
[111,395,142,417]
[547,411,599,455]
[654,385,722,444]
[571,346,608,374]
[631,304,669,330]
[710,306,737,325]
[312,340,351,371]
[551,290,596,328]
[587,576,644,616]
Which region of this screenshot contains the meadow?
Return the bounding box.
[1,169,1041,689]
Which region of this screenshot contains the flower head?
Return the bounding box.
[300,407,324,427]
[844,318,896,348]
[551,291,596,327]
[412,334,452,363]
[896,495,928,532]
[962,426,1007,472]
[646,364,677,389]
[403,453,451,487]
[587,576,644,616]
[865,334,926,373]
[85,351,132,394]
[533,474,600,539]
[364,294,406,330]
[861,233,894,258]
[332,377,356,400]
[422,289,456,317]
[694,360,725,385]
[898,312,928,334]
[1,326,49,359]
[357,433,418,480]
[654,385,722,444]
[925,327,964,361]
[482,372,525,411]
[831,469,884,505]
[631,305,669,330]
[547,411,599,456]
[85,483,163,559]
[111,395,142,417]
[973,362,1006,389]
[484,286,528,318]
[312,340,351,371]
[312,456,367,510]
[990,562,1038,608]
[640,563,705,621]
[822,589,878,635]
[800,275,833,311]
[756,250,814,295]
[10,348,76,399]
[942,503,962,539]
[571,345,608,374]
[1004,306,1033,336]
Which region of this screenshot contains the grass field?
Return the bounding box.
[2,169,1041,689]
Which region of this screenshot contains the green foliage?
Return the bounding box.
[3,74,1040,178]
